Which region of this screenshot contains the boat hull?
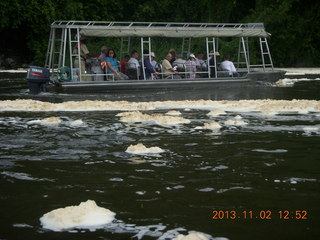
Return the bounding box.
[47,70,285,94]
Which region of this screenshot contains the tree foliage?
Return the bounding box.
[0,0,318,66]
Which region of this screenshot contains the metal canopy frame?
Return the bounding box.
[51,21,266,30]
[45,21,274,81]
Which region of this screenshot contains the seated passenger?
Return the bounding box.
[219,55,237,77]
[172,54,186,72]
[98,46,108,61]
[168,48,177,65]
[195,52,207,71]
[103,49,129,80]
[150,52,161,73]
[162,53,181,79]
[127,50,140,79]
[140,50,160,80]
[120,55,130,74]
[185,54,197,79]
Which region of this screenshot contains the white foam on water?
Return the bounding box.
[27,117,61,126]
[40,200,116,231]
[69,119,85,127]
[234,115,242,119]
[198,188,215,192]
[283,177,318,183]
[172,232,210,240]
[1,171,53,182]
[302,126,319,133]
[109,178,124,182]
[212,165,229,171]
[252,149,288,153]
[207,109,226,116]
[118,111,190,126]
[274,78,320,87]
[224,119,248,126]
[166,110,182,116]
[2,99,319,115]
[126,143,165,155]
[216,186,252,194]
[13,223,33,228]
[136,191,146,195]
[195,121,222,130]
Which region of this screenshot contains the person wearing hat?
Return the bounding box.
[150,52,157,69]
[98,46,108,61]
[209,51,220,78]
[185,54,197,79]
[140,50,160,80]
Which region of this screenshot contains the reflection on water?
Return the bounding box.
[0,73,320,240]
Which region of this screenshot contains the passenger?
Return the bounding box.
[127,50,140,79]
[195,52,207,71]
[127,50,140,69]
[209,51,220,78]
[150,52,157,69]
[168,48,177,64]
[103,49,129,80]
[140,50,160,80]
[162,53,181,79]
[185,54,197,79]
[120,54,130,74]
[150,52,162,77]
[172,54,186,72]
[98,46,108,61]
[219,55,237,77]
[73,36,90,81]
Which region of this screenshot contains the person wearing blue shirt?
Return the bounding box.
[103,49,128,80]
[140,50,160,80]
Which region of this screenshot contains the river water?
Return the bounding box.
[0,72,319,240]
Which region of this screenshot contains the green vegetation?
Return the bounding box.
[0,0,318,67]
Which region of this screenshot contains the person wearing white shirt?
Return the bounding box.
[127,50,140,69]
[219,56,237,77]
[127,50,140,79]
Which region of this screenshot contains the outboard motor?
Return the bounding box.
[26,66,50,94]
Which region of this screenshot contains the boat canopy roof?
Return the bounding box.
[51,21,270,38]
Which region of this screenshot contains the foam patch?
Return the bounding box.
[166,110,182,116]
[126,143,164,155]
[224,119,248,126]
[118,111,190,126]
[40,200,115,231]
[28,117,61,125]
[207,109,226,116]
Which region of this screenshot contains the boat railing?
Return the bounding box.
[65,69,249,82]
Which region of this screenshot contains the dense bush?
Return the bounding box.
[0,0,318,67]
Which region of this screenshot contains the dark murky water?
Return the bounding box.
[0,73,320,240]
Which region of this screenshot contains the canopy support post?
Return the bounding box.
[48,28,56,74]
[259,37,274,71]
[237,37,250,72]
[120,37,131,61]
[181,38,191,59]
[45,28,54,69]
[206,37,217,78]
[141,37,151,80]
[58,28,67,67]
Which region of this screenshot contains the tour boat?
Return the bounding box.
[27,21,285,94]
